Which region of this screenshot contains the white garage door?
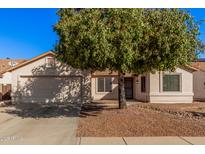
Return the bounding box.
[17,76,82,103]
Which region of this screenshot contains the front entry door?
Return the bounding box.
[124,78,133,99]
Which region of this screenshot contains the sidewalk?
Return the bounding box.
[77,137,205,145]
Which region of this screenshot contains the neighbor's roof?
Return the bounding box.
[181,65,199,72]
[0,51,55,75]
[0,59,27,77]
[191,60,205,72]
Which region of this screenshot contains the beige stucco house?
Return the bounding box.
[0,51,203,104]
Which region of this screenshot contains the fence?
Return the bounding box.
[0,84,11,101]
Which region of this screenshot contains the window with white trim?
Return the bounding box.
[163,74,180,92]
[97,77,112,92]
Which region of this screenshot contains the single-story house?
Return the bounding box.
[0,51,204,104]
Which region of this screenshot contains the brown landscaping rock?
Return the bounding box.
[77,102,205,137]
[135,102,205,120]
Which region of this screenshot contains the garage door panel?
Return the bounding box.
[18,76,82,103]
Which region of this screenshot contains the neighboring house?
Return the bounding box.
[0,51,202,104]
[0,59,26,84]
[191,59,205,101]
[0,59,27,100]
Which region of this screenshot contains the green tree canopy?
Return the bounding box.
[54,9,204,73]
[54,8,205,108]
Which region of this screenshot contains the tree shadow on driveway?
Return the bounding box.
[1,101,118,119]
[1,102,82,119]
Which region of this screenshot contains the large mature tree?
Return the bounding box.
[54,8,204,109]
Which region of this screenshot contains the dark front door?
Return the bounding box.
[124,78,133,99]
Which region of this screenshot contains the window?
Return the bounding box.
[46,57,55,68]
[97,77,112,92]
[141,76,146,92]
[163,74,180,92]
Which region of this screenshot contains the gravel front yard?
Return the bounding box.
[77,102,205,137]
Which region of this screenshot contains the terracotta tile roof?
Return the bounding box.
[0,59,27,77]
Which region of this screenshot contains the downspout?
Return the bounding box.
[159,71,162,93]
[146,73,148,103]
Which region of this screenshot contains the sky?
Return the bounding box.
[0,8,58,59]
[0,8,205,59]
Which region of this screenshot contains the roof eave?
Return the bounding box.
[180,65,199,73]
[1,51,55,74]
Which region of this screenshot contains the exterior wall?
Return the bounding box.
[91,73,136,100]
[91,68,193,103]
[193,70,205,101]
[91,77,118,100]
[0,72,12,85]
[11,55,91,104]
[134,74,150,102]
[149,68,193,103]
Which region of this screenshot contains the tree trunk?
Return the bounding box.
[118,72,127,109]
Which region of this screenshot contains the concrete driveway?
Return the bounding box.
[0,103,81,145]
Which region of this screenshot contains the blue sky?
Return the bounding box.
[0,8,205,59]
[0,8,58,59]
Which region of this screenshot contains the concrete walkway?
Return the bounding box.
[78,137,205,145]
